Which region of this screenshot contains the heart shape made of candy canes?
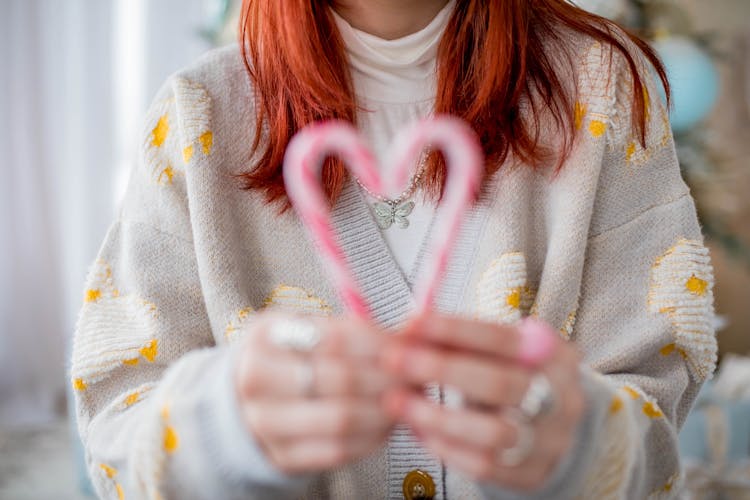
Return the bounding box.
[283,116,483,321]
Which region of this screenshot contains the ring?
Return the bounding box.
[496,408,535,467]
[519,373,555,420]
[268,317,322,352]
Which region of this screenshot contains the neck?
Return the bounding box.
[331,0,449,40]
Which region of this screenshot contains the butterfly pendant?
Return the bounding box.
[373,200,415,230]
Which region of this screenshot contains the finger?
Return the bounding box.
[267,433,390,473]
[531,344,585,423]
[404,313,520,357]
[312,356,396,398]
[310,316,386,359]
[412,430,497,482]
[257,314,385,360]
[404,314,559,365]
[546,364,585,424]
[238,352,394,399]
[399,391,520,450]
[415,431,552,491]
[383,344,531,407]
[244,399,393,440]
[236,350,310,399]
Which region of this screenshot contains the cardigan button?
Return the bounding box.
[402,469,435,500]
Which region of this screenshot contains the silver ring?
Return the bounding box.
[519,373,555,420]
[496,408,535,467]
[268,317,321,352]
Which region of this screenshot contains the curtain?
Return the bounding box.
[0,0,214,426]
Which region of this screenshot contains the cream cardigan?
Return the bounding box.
[71,37,716,499]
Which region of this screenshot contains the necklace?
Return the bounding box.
[356,154,427,230]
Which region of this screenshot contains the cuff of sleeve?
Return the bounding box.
[200,345,314,493]
[478,365,611,500]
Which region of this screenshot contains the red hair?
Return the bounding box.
[238,0,669,205]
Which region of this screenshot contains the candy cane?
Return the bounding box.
[283,117,483,321]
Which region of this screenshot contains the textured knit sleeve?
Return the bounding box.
[549,43,715,499]
[565,62,717,499]
[477,40,716,500]
[70,76,310,500]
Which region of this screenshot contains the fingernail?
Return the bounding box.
[517,317,557,366]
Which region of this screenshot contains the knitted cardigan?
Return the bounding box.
[71,38,716,499]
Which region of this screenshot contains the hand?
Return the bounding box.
[234,312,397,473]
[382,314,585,492]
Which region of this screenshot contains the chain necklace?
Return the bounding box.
[356,154,427,230]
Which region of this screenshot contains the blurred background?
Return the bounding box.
[0,0,748,498]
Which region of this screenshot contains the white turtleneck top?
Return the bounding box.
[331,2,455,275]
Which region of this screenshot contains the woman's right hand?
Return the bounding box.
[234,313,397,473]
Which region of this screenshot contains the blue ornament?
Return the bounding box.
[652,36,720,133]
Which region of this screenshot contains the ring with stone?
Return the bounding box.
[496,408,535,467]
[267,317,322,353]
[519,373,555,421]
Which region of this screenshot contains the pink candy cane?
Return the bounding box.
[283,117,483,321]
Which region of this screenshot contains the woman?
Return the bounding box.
[71,0,717,498]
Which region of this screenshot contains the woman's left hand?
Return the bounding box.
[382,313,585,492]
